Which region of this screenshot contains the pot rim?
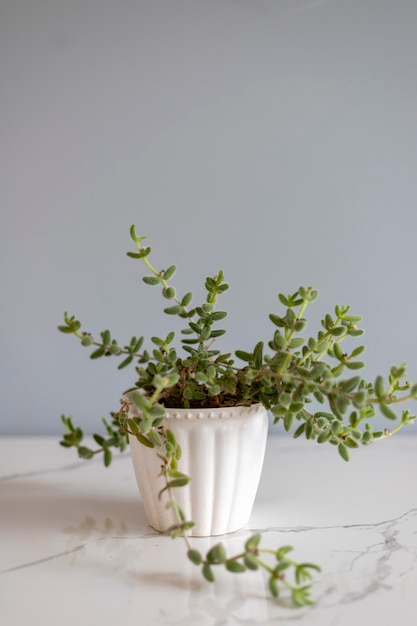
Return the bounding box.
[122,391,265,420]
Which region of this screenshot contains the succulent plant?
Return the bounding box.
[58,225,416,606]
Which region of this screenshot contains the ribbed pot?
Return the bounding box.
[124,395,269,537]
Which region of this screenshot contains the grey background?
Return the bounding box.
[2,0,417,436]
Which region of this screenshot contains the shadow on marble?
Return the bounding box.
[0,480,151,534]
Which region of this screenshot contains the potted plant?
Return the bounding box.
[58,225,416,607]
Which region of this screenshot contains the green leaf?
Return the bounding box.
[291,586,313,607]
[117,355,134,370]
[276,545,293,559]
[345,361,364,370]
[323,313,333,330]
[274,561,291,573]
[211,311,227,321]
[202,563,215,583]
[135,432,154,448]
[208,384,221,396]
[187,549,202,565]
[162,286,176,299]
[243,555,259,570]
[101,330,111,345]
[362,430,373,444]
[284,413,295,432]
[93,434,105,446]
[133,336,144,351]
[162,265,176,280]
[150,404,165,418]
[166,476,191,489]
[167,469,189,479]
[350,345,365,357]
[245,534,261,551]
[200,325,211,341]
[269,313,285,327]
[335,395,349,414]
[272,331,286,350]
[338,442,349,462]
[268,576,279,597]
[110,343,121,355]
[305,419,314,439]
[299,562,321,574]
[317,430,331,443]
[215,270,224,284]
[332,362,345,377]
[57,325,74,333]
[235,350,252,362]
[129,224,140,241]
[147,429,163,447]
[289,337,305,349]
[380,403,397,420]
[253,342,264,368]
[164,305,183,315]
[207,543,226,564]
[143,276,160,285]
[166,372,180,386]
[349,328,364,337]
[209,329,226,338]
[294,318,307,332]
[340,376,361,393]
[293,422,306,438]
[345,436,359,448]
[352,390,367,408]
[153,349,164,361]
[225,560,246,573]
[166,331,175,344]
[90,347,105,359]
[127,418,139,435]
[181,292,193,306]
[78,446,94,459]
[374,375,385,399]
[132,392,150,413]
[286,308,296,328]
[103,449,112,467]
[330,326,346,337]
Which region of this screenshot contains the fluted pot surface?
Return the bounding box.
[124,395,269,537]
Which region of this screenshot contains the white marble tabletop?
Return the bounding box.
[1,435,417,625]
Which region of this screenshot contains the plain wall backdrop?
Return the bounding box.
[2,0,417,436]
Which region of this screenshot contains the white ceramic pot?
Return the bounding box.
[124,395,269,537]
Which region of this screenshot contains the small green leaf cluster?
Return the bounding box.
[59,414,128,467]
[185,534,320,606]
[58,313,150,370]
[229,288,416,461]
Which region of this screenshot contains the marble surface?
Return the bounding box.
[1,435,417,626]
